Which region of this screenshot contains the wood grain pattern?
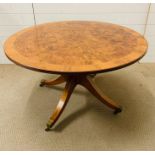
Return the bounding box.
[4,21,148,74]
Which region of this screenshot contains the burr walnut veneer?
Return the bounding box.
[4,21,148,131]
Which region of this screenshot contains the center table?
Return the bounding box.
[4,21,148,131]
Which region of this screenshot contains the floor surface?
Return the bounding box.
[0,63,155,150]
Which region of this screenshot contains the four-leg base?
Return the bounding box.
[40,74,122,131]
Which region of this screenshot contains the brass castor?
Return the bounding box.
[45,122,52,131]
[113,107,122,115]
[45,127,50,131]
[89,74,97,78]
[39,80,46,87]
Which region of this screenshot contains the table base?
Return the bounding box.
[40,74,122,131]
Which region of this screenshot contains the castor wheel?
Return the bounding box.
[45,127,50,132]
[45,122,53,131]
[39,80,46,87]
[89,74,97,78]
[113,107,122,115]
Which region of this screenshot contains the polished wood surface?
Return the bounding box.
[45,76,77,131]
[40,75,66,87]
[44,75,122,131]
[4,21,148,74]
[80,76,121,110]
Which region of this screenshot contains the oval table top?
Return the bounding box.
[4,21,148,74]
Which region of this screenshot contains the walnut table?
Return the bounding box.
[4,21,148,131]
